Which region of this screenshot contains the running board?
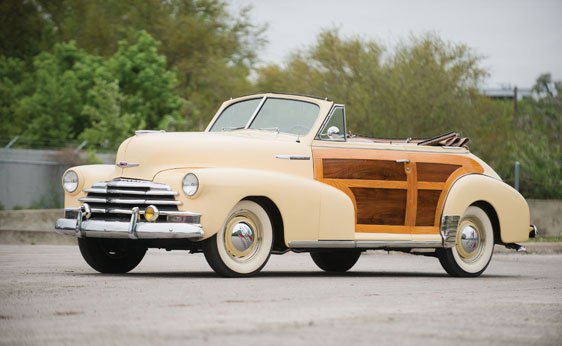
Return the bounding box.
[288,240,443,250]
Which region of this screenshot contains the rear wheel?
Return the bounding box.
[310,251,361,272]
[437,206,495,277]
[202,200,273,277]
[78,238,147,273]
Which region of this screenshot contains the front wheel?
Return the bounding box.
[202,200,273,277]
[310,251,361,272]
[78,238,147,273]
[437,206,495,277]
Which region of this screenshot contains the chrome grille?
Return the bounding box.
[79,179,181,221]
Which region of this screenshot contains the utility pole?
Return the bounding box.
[514,161,520,191]
[513,86,518,114]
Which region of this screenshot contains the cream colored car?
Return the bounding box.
[55,93,536,277]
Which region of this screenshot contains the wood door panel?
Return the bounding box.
[350,187,407,225]
[323,159,407,181]
[417,163,462,182]
[313,147,484,234]
[416,189,443,226]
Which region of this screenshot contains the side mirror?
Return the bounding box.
[327,126,340,138]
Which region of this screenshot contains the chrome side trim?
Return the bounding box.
[355,240,443,249]
[135,130,165,135]
[78,197,182,206]
[275,155,311,160]
[289,240,356,248]
[116,161,140,168]
[440,215,460,248]
[288,240,443,249]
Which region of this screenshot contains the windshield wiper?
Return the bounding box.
[256,127,280,134]
[221,126,245,131]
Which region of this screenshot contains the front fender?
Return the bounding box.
[153,167,355,244]
[441,174,530,243]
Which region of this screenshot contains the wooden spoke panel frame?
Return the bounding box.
[313,148,483,235]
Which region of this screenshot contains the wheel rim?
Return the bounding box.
[456,218,485,262]
[223,210,262,262]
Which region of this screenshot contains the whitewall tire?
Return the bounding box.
[202,200,273,277]
[438,206,495,277]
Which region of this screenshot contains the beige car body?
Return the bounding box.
[62,93,531,248]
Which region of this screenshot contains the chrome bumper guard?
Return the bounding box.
[55,205,203,240]
[440,215,460,248]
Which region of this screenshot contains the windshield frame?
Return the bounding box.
[208,96,322,136]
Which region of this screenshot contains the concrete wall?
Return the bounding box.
[0,148,114,210]
[528,199,562,237]
[0,200,559,242]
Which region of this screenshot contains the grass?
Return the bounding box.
[525,236,562,243]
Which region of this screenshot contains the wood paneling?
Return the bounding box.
[323,159,407,181]
[416,190,443,226]
[417,163,462,182]
[350,187,407,225]
[312,147,484,235]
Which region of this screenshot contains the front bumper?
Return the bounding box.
[55,205,204,240]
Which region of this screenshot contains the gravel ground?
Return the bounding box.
[1,245,561,346]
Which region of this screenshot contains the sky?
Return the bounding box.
[229,0,562,89]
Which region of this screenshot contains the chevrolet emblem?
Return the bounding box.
[116,161,140,168]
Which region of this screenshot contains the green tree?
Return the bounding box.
[5,31,187,150]
[5,0,265,129]
[257,30,490,139]
[108,31,186,130]
[512,73,562,198]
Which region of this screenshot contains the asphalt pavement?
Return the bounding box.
[1,245,561,346]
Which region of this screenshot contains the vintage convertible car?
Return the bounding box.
[55,93,537,277]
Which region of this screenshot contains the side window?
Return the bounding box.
[318,106,346,141]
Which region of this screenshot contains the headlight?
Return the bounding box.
[62,170,79,193]
[182,173,199,196]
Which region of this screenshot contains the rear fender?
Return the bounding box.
[441,174,530,243]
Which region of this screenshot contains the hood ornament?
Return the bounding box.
[116,161,140,168]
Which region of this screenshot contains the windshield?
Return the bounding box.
[209,97,320,135]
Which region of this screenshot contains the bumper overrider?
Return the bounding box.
[55,204,204,240]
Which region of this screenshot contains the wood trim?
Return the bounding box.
[312,147,484,235]
[350,187,407,225]
[417,182,445,190]
[356,225,439,234]
[323,179,408,190]
[417,163,462,182]
[416,189,443,226]
[323,158,407,181]
[405,162,418,227]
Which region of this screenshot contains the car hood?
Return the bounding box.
[114,131,313,180]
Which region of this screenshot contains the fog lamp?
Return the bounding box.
[144,205,159,222]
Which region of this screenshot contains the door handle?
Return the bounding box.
[396,159,410,163]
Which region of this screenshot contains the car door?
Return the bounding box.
[312,106,484,239]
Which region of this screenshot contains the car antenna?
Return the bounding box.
[296,132,301,143]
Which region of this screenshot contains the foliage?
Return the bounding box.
[512,74,562,198]
[1,1,560,199]
[257,30,561,198]
[1,32,186,150]
[1,0,265,129]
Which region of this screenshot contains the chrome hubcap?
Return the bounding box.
[231,222,255,252]
[223,211,261,261]
[456,219,484,262]
[460,225,479,254]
